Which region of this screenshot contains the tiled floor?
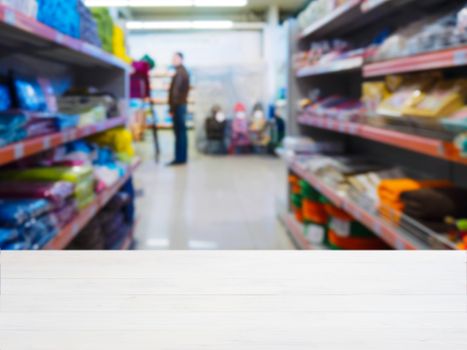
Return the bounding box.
[132,131,294,250]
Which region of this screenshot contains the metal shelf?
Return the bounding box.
[364,46,467,77]
[298,114,467,166]
[0,5,129,71]
[296,57,363,77]
[0,117,127,168]
[43,158,141,250]
[300,0,361,39]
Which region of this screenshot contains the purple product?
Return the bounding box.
[0,181,75,208]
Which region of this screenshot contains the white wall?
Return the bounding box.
[128,30,264,67]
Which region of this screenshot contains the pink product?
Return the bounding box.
[25,119,57,138]
[0,181,75,208]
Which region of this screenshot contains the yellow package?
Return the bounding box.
[377,77,435,118]
[403,80,467,119]
[112,25,132,63]
[90,127,135,157]
[362,81,389,117]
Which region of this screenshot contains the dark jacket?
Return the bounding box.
[169,65,190,113]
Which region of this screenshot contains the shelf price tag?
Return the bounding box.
[14,143,24,159]
[453,51,467,65]
[395,237,406,250]
[42,136,51,150]
[56,33,65,44]
[4,9,15,25]
[372,221,382,236]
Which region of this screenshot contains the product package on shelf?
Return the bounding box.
[112,24,131,63]
[368,4,467,63]
[362,73,467,140]
[91,7,114,53]
[299,94,365,123]
[78,0,102,47]
[0,198,60,250]
[67,185,135,250]
[294,39,365,73]
[37,0,80,38]
[0,0,37,17]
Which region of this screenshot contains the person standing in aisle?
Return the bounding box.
[168,52,190,166]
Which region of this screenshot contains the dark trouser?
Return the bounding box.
[172,104,188,163]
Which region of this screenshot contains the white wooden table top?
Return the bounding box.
[1,251,466,349]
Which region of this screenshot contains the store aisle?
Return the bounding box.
[133,134,293,250]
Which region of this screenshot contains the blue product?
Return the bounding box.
[23,214,59,249]
[55,114,80,130]
[37,0,80,38]
[0,84,11,111]
[0,227,20,246]
[14,79,47,112]
[0,199,52,226]
[0,112,28,132]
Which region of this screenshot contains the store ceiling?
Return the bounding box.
[126,0,309,21]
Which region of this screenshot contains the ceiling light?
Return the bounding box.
[85,0,247,7]
[127,20,235,30]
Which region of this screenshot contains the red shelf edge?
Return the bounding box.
[0,117,127,167]
[42,158,142,250]
[298,115,466,165]
[283,157,425,250]
[0,4,130,71]
[300,0,362,39]
[363,46,467,77]
[296,57,363,78]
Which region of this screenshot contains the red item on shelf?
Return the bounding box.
[328,230,389,250]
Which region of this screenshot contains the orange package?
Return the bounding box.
[323,204,353,221]
[302,199,328,225]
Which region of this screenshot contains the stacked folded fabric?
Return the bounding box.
[377,179,452,223]
[78,0,102,47]
[0,198,56,250]
[58,95,117,124]
[400,187,467,233]
[68,190,134,250]
[0,166,96,210]
[37,0,80,38]
[0,112,28,147]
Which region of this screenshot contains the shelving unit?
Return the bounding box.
[0,5,136,250]
[0,5,129,70]
[286,0,467,250]
[281,154,432,250]
[296,57,363,77]
[43,158,141,250]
